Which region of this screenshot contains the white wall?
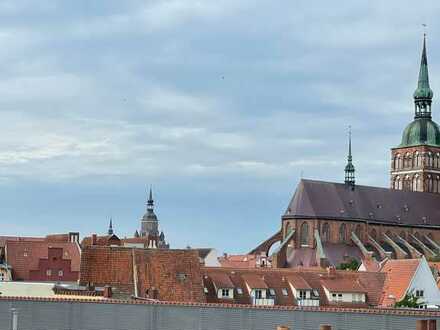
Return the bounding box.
[407,257,440,306]
[204,249,220,267]
[323,287,365,303]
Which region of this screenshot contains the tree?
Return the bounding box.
[395,291,423,308]
[336,259,360,271]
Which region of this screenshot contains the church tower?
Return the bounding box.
[140,188,159,237]
[391,35,440,193]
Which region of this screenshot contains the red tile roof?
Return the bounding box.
[202,267,386,307]
[209,273,234,289]
[241,274,268,289]
[380,259,420,306]
[321,278,366,293]
[80,246,205,303]
[286,274,312,290]
[5,241,81,281]
[218,254,258,268]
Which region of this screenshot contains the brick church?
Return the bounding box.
[253,35,440,267]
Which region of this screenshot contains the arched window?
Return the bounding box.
[428,175,433,192]
[339,224,347,242]
[355,225,362,240]
[397,155,402,169]
[428,152,433,167]
[370,229,377,240]
[321,223,330,242]
[415,152,420,167]
[403,175,411,191]
[300,222,309,247]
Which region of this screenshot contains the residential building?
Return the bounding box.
[380,257,440,307]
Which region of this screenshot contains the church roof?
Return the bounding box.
[284,179,440,228]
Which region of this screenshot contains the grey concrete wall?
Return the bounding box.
[0,300,438,330]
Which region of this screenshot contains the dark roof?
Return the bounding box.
[195,248,213,259]
[284,179,440,228]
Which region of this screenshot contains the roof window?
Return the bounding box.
[237,288,243,294]
[269,288,276,296]
[204,287,208,293]
[282,288,289,296]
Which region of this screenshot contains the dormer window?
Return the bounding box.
[268,288,276,296]
[282,288,288,296]
[237,288,243,294]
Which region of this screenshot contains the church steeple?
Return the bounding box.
[108,218,114,235]
[147,187,154,212]
[414,33,434,119]
[344,126,355,186]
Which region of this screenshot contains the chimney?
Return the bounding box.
[327,266,336,277]
[320,326,332,330]
[103,285,112,298]
[91,234,97,246]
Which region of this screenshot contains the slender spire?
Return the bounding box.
[147,186,154,211]
[414,33,434,119]
[344,126,355,186]
[108,217,114,235]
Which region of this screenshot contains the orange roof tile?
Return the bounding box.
[241,274,268,289]
[380,259,420,306]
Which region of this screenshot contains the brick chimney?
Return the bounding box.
[91,234,97,246]
[103,285,112,298]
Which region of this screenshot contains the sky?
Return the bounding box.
[0,1,439,253]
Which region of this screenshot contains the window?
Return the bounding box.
[58,270,63,277]
[204,287,208,294]
[237,288,243,294]
[299,290,307,300]
[0,273,4,281]
[338,293,343,302]
[221,289,230,298]
[322,223,330,242]
[269,288,276,296]
[282,288,288,296]
[254,289,263,299]
[46,269,52,276]
[416,290,424,298]
[300,222,309,246]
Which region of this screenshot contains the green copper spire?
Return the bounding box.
[344,126,355,186]
[413,34,433,119]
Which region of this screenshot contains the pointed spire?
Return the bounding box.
[147,186,154,211]
[414,33,434,118]
[108,217,114,235]
[344,126,355,186]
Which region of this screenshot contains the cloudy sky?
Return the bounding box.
[0,1,438,253]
